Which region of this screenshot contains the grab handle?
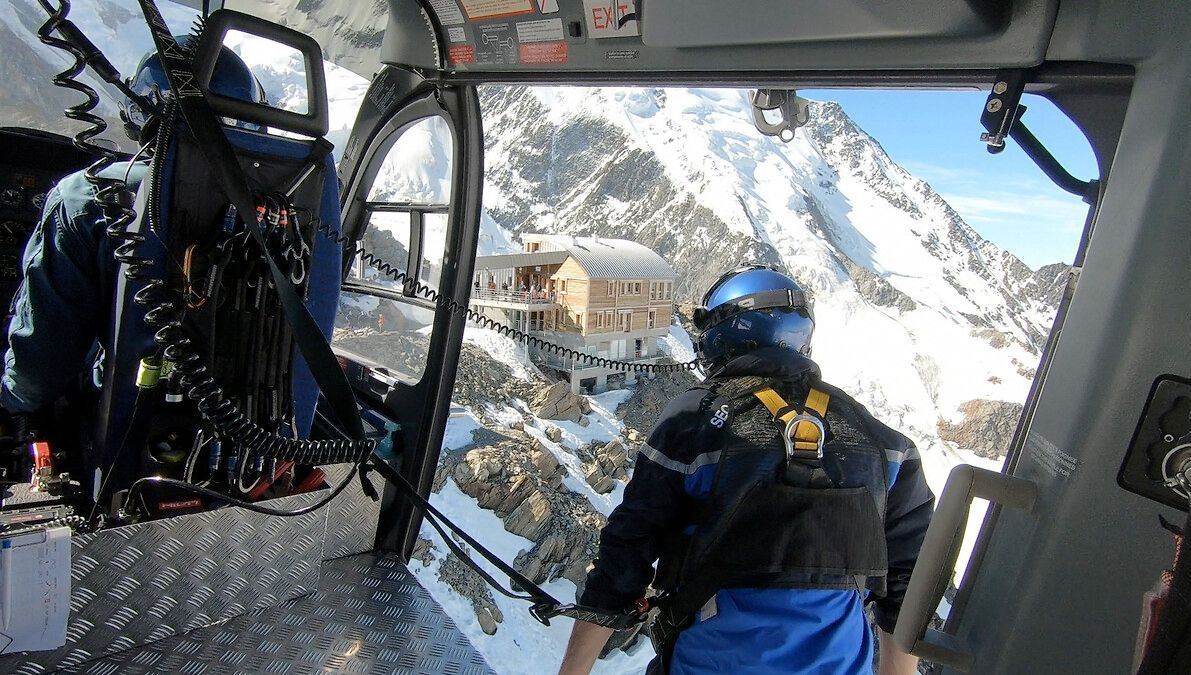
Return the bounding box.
[893,464,1037,671]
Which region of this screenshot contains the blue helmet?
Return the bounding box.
[693,265,815,371]
[119,37,267,141]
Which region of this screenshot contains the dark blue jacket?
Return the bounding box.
[2,162,146,413]
[581,347,935,674]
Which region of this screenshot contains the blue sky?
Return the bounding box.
[804,89,1098,269]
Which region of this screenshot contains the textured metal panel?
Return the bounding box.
[1,492,328,675]
[321,463,381,560]
[61,553,494,675]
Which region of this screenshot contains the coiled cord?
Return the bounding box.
[37,7,370,470]
[130,124,370,465]
[36,0,132,243]
[318,220,700,374]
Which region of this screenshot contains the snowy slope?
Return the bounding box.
[478,86,1063,477]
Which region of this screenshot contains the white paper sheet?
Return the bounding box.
[0,526,71,654]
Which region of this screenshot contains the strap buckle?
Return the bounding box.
[783,413,826,462]
[529,601,564,626]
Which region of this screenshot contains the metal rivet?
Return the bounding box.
[1166,434,1176,443]
[253,162,261,168]
[986,99,1003,113]
[993,81,1008,95]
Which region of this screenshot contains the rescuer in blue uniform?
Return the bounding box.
[0,44,263,415]
[560,265,935,675]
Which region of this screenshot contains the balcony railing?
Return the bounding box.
[470,288,558,305]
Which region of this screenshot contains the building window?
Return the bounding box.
[648,309,657,329]
[608,282,615,297]
[619,310,632,332]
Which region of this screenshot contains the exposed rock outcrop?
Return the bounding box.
[443,436,606,589]
[581,439,631,494]
[937,399,1024,459]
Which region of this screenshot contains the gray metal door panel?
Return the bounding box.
[939,24,1191,674]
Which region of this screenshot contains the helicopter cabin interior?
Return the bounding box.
[0,0,1189,673]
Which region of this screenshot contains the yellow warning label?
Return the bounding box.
[459,0,534,20]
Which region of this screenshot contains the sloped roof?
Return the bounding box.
[474,250,569,270]
[525,235,677,280]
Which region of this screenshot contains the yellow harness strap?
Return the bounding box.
[754,387,831,451]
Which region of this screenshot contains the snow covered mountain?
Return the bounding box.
[478,86,1066,462]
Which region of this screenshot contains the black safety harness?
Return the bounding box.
[645,376,891,670]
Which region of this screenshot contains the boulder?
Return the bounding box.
[590,475,615,494]
[531,381,585,423]
[545,426,564,443]
[578,415,591,428]
[410,537,435,567]
[505,490,553,540]
[937,399,1024,459]
[494,475,535,515]
[478,608,499,635]
[531,446,561,478]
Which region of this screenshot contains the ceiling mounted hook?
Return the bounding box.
[750,89,810,142]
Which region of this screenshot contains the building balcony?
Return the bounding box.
[468,288,561,310]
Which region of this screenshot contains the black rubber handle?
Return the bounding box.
[194,9,330,138]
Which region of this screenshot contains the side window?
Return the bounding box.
[333,117,453,383]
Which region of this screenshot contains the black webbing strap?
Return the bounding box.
[366,457,645,630]
[134,0,364,442]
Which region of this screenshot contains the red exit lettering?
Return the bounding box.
[591,3,631,31]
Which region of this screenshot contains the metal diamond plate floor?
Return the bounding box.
[60,552,494,675]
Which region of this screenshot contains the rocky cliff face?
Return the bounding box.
[937,399,1026,459]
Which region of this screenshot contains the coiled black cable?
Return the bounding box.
[37,8,370,471]
[317,220,701,374]
[130,115,368,465]
[36,0,133,246]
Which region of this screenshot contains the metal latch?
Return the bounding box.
[979,70,1028,153]
[750,89,811,142]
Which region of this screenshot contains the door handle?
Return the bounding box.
[893,464,1038,671]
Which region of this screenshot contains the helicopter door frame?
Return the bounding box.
[335,67,484,556]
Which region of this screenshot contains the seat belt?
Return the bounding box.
[754,387,830,451]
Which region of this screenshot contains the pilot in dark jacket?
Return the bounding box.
[1,42,263,415]
[560,266,934,675]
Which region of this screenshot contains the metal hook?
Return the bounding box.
[749,89,811,143]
